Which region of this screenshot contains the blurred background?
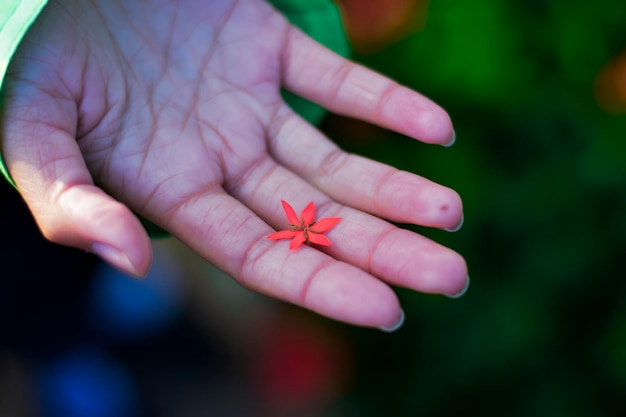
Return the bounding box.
[2,0,626,416]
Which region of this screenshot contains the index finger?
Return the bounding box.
[158,189,402,329]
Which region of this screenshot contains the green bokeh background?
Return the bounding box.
[323,1,626,415]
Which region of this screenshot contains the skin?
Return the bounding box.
[1,0,467,329]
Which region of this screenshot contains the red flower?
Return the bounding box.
[268,201,341,250]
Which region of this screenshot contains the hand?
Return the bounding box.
[1,0,467,329]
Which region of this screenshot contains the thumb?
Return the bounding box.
[1,116,152,278]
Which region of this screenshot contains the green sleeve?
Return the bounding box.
[0,0,48,187]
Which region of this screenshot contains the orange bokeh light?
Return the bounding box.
[594,50,626,113]
[335,0,429,53]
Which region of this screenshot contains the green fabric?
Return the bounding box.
[0,0,348,237]
[0,0,47,187]
[0,0,46,85]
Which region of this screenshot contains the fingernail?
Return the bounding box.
[379,309,405,333]
[445,276,470,298]
[444,214,464,232]
[442,131,456,147]
[92,242,140,277]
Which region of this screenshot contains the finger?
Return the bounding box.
[2,103,151,277]
[161,188,402,329]
[223,153,468,296]
[281,27,455,145]
[268,108,463,231]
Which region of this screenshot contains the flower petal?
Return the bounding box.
[309,217,341,233]
[281,200,300,226]
[301,202,316,225]
[290,232,307,250]
[267,230,299,240]
[307,233,332,246]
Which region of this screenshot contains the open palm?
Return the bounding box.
[1,0,467,329]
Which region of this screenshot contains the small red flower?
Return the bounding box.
[268,200,341,250]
